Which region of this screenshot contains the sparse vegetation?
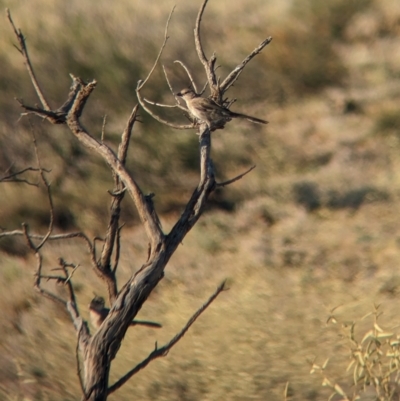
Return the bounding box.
[1,0,400,400]
[313,306,400,400]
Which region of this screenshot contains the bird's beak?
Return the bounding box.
[176,92,182,97]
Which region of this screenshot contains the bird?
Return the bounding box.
[88,296,162,330]
[176,87,268,129]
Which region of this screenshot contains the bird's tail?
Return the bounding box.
[230,111,268,125]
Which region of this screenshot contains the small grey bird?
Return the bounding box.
[176,88,268,129]
[89,296,162,330]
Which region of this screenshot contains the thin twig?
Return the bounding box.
[64,264,81,285]
[0,230,91,244]
[194,0,210,67]
[7,9,51,110]
[29,126,54,250]
[160,66,191,111]
[162,64,175,97]
[0,166,47,186]
[0,230,97,272]
[136,83,194,130]
[101,114,107,142]
[99,105,139,301]
[173,60,198,93]
[199,80,209,96]
[137,6,175,91]
[220,37,273,92]
[134,7,200,128]
[15,99,67,124]
[217,165,256,187]
[21,224,67,305]
[194,0,218,96]
[59,258,78,305]
[39,274,67,283]
[143,98,178,108]
[112,224,124,274]
[21,222,67,306]
[108,281,227,394]
[1,177,38,186]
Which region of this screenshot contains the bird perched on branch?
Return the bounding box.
[89,296,162,330]
[176,87,268,129]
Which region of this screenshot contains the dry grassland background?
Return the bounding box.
[1,0,400,400]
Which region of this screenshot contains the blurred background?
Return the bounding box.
[1,0,400,399]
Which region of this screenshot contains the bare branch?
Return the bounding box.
[21,222,36,251]
[220,37,273,92]
[38,274,68,284]
[112,224,124,274]
[161,64,176,98]
[64,77,165,253]
[217,165,256,187]
[143,98,177,108]
[194,0,219,97]
[99,106,139,301]
[108,281,227,395]
[64,264,81,285]
[0,166,46,186]
[101,114,107,142]
[0,230,98,278]
[57,260,90,353]
[194,0,210,68]
[67,301,90,344]
[173,60,198,93]
[52,259,90,349]
[0,229,91,245]
[136,4,223,128]
[58,258,78,305]
[29,127,54,250]
[160,65,194,114]
[136,82,194,130]
[0,177,38,186]
[120,106,138,161]
[136,6,175,91]
[32,251,67,305]
[7,9,51,110]
[20,223,89,344]
[20,222,66,305]
[135,8,199,129]
[15,99,67,124]
[199,80,209,96]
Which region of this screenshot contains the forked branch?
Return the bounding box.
[98,105,140,302]
[0,166,42,186]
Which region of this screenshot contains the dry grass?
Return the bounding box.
[1,0,400,400]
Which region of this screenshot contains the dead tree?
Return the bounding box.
[1,1,271,400]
